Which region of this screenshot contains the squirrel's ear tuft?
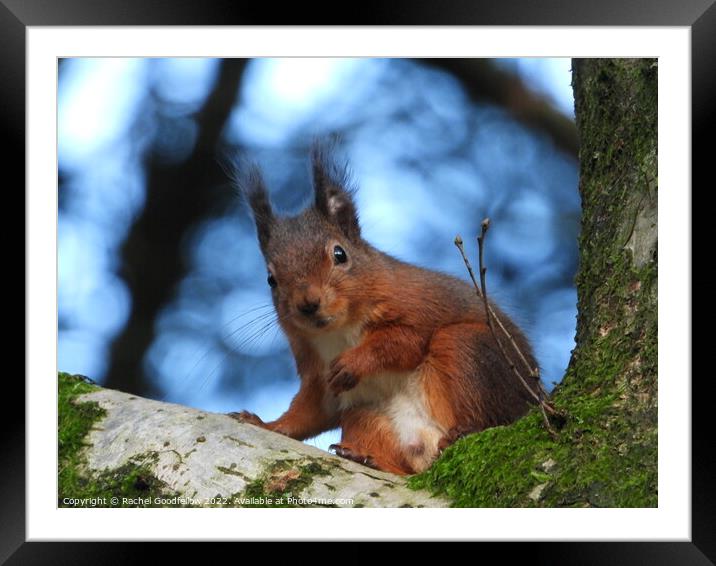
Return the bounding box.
[229,157,274,252]
[311,142,361,241]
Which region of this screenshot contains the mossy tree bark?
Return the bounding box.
[58,373,449,508]
[410,58,657,507]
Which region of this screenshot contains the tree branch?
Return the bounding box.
[421,58,577,158]
[60,377,449,508]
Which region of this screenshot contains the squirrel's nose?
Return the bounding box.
[298,299,320,316]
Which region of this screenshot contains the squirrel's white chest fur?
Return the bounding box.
[311,325,445,469]
[311,324,363,364]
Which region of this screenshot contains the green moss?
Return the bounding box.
[410,373,655,508]
[410,413,556,507]
[58,372,190,507]
[58,373,103,465]
[409,60,657,508]
[236,458,334,507]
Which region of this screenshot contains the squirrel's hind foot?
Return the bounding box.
[329,443,378,469]
[437,425,477,453]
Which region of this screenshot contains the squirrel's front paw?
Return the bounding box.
[228,410,265,426]
[328,357,360,395]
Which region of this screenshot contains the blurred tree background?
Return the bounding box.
[58,57,579,451]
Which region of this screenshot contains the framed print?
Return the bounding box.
[7,0,708,562]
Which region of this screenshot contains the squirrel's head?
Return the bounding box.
[236,144,371,334]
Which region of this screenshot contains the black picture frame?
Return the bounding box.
[6,0,708,562]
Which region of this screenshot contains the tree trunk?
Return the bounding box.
[420,58,579,157]
[410,58,657,507]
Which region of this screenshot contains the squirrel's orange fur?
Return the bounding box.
[230,145,540,475]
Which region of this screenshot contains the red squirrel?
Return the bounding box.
[230,144,539,475]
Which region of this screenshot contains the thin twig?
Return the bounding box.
[455,220,562,437]
[456,234,541,384]
[455,234,541,407]
[475,221,555,407]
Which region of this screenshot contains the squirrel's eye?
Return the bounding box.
[267,273,277,288]
[333,245,348,265]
